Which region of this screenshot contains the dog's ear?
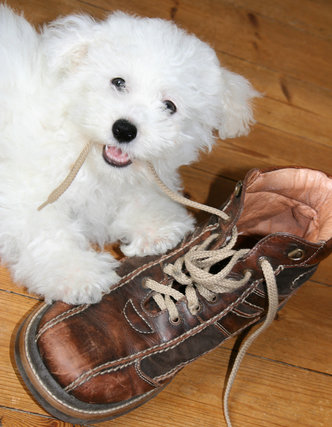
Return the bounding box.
[217,69,260,139]
[41,14,97,74]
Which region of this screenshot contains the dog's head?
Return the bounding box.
[41,12,259,170]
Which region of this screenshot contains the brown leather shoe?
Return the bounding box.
[15,166,332,425]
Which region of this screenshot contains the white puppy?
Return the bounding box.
[0,6,257,304]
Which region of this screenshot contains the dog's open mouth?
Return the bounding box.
[103,145,132,168]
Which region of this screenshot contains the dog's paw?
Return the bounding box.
[43,251,120,305]
[120,226,191,257]
[61,270,120,305]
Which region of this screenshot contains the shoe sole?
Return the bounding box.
[15,303,168,424]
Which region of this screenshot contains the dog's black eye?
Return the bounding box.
[111,78,126,91]
[164,100,177,114]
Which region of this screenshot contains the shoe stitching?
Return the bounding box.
[291,266,317,289]
[214,322,231,336]
[134,359,159,388]
[152,316,261,383]
[253,287,265,297]
[66,357,160,394]
[232,307,261,318]
[123,299,155,334]
[243,299,264,312]
[64,360,137,393]
[304,241,324,264]
[36,304,90,341]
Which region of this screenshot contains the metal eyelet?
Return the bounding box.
[209,295,218,303]
[287,248,305,261]
[234,181,243,198]
[258,256,268,266]
[169,316,180,325]
[191,303,202,315]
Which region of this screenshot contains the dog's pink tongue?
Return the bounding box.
[106,146,130,163]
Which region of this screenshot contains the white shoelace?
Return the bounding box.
[145,228,252,322]
[146,162,279,427]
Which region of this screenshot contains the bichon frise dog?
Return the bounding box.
[0,5,258,304]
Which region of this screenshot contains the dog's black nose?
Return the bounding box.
[112,119,137,143]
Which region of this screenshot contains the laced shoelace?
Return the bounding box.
[146,163,279,427]
[38,148,279,427]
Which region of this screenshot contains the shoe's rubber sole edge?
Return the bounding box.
[14,303,167,424]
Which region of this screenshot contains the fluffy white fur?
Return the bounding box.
[0,5,258,304]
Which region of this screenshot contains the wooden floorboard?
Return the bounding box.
[0,0,331,426]
[227,0,332,39]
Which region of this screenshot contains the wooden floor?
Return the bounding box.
[1,0,331,426]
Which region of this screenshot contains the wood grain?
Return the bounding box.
[0,0,331,426]
[229,0,332,39]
